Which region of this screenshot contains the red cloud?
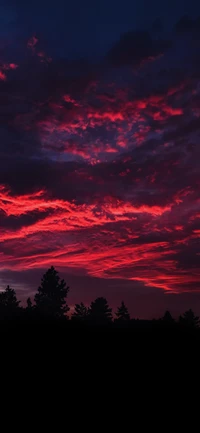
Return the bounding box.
[0,186,172,223]
[0,62,18,81]
[9,63,18,70]
[1,183,200,295]
[0,70,6,81]
[36,82,186,162]
[27,36,38,50]
[27,36,51,63]
[37,51,52,64]
[63,95,81,106]
[2,63,18,70]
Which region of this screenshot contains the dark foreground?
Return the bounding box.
[1,317,200,349]
[1,318,199,388]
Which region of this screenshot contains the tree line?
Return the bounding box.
[0,266,199,328]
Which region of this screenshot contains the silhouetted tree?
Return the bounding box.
[162,311,175,323]
[115,301,130,321]
[34,266,69,318]
[26,297,33,309]
[179,309,200,328]
[72,302,89,321]
[89,297,112,324]
[0,285,20,319]
[24,296,35,320]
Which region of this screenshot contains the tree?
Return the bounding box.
[115,301,130,321]
[34,266,69,318]
[162,310,175,323]
[89,297,112,324]
[25,296,35,320]
[72,302,89,321]
[26,297,33,309]
[0,285,21,319]
[179,309,200,328]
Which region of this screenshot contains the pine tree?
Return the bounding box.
[26,297,33,309]
[72,302,89,320]
[162,310,174,323]
[0,285,20,319]
[115,301,130,321]
[179,309,200,328]
[89,297,112,324]
[34,266,69,318]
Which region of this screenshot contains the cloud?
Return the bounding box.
[175,15,200,32]
[105,30,171,67]
[0,62,18,81]
[0,15,200,314]
[27,35,38,51]
[0,70,6,81]
[27,35,52,63]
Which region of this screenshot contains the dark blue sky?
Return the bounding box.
[2,0,200,58]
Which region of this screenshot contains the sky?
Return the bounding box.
[0,0,200,318]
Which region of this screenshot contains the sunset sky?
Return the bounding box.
[0,0,200,318]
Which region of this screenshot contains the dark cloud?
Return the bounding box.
[0,209,51,231]
[105,30,171,67]
[175,15,200,32]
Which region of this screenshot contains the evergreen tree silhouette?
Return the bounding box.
[72,302,89,320]
[0,285,20,319]
[34,266,69,318]
[89,297,112,324]
[179,309,200,328]
[26,297,33,309]
[115,301,130,321]
[162,311,175,323]
[25,297,35,320]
